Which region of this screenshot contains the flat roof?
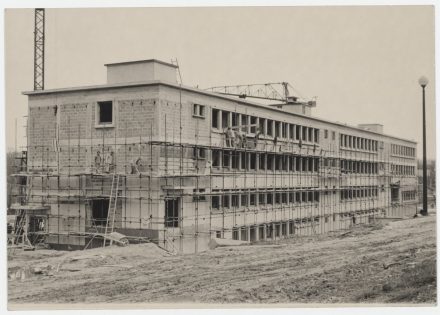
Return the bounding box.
[104,59,178,68]
[23,81,417,144]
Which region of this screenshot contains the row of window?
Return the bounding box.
[212,150,320,172]
[211,190,321,210]
[391,164,416,176]
[212,109,320,143]
[340,160,379,174]
[391,144,416,158]
[340,186,379,200]
[340,134,379,152]
[402,191,417,201]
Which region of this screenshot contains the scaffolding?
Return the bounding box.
[8,92,419,254]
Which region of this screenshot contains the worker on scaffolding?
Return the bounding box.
[105,150,115,173]
[94,150,102,173]
[225,127,235,147]
[236,128,246,148]
[254,127,261,148]
[130,156,143,174]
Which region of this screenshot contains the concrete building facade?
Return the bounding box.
[14,59,418,253]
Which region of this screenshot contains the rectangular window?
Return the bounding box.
[241,194,248,207]
[165,198,179,228]
[231,112,238,127]
[241,115,248,133]
[332,131,335,140]
[275,193,281,204]
[314,191,319,202]
[266,193,273,205]
[289,156,295,171]
[259,118,266,135]
[212,150,221,167]
[193,189,206,201]
[193,147,206,159]
[222,151,230,168]
[295,125,301,140]
[308,157,313,172]
[231,194,239,207]
[314,129,319,143]
[97,101,113,125]
[282,192,288,204]
[211,195,220,209]
[231,152,239,170]
[289,124,295,140]
[324,130,328,139]
[221,111,229,128]
[249,153,257,170]
[259,193,266,205]
[267,120,273,136]
[267,154,274,171]
[259,153,266,170]
[212,109,219,128]
[232,228,239,240]
[250,116,257,133]
[275,155,282,171]
[250,193,256,206]
[275,121,281,138]
[193,104,205,118]
[302,192,308,203]
[222,194,230,209]
[282,123,287,138]
[240,152,246,170]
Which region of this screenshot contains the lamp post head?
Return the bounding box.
[419,76,429,88]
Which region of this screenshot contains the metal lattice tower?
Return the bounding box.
[34,8,45,91]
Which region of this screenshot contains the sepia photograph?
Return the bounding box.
[3,3,437,311]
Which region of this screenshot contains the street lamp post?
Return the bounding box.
[418,76,429,216]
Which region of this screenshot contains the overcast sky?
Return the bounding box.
[5,6,436,158]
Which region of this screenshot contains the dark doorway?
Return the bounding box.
[250,226,256,242]
[258,225,265,240]
[165,198,179,228]
[92,199,109,226]
[391,186,400,202]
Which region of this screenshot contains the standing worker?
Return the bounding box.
[105,150,115,173]
[226,127,235,147]
[94,151,102,173]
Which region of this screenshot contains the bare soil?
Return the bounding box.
[8,215,436,306]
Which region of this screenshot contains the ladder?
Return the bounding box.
[11,209,34,250]
[164,232,178,255]
[103,174,120,247]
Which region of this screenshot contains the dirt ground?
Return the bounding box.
[8,214,436,306]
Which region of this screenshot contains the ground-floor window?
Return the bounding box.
[165,198,180,228]
[91,199,109,226]
[232,228,239,240]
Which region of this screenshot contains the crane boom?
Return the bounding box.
[34,8,45,90]
[205,82,315,106]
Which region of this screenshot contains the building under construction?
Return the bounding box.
[9,59,419,253]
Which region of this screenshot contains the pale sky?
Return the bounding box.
[4,6,436,158]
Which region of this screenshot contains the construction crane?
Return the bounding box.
[34,8,45,90]
[205,82,316,106]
